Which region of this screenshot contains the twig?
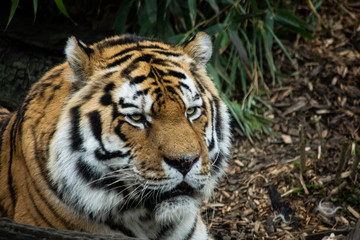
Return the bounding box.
[335,139,349,184]
[299,124,306,174]
[350,145,359,180]
[312,115,325,159]
[326,181,347,201]
[299,172,309,195]
[306,0,329,31]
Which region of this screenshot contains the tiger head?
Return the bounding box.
[48,33,231,233]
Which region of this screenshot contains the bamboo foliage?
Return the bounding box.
[6,0,316,138]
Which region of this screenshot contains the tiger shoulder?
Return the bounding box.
[0,32,231,240]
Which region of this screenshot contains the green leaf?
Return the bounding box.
[221,94,247,135]
[54,0,74,23]
[168,33,187,45]
[205,23,225,36]
[228,29,249,67]
[264,21,294,66]
[276,9,314,31]
[229,54,237,92]
[207,64,222,91]
[187,0,197,27]
[265,10,274,51]
[274,13,315,40]
[221,31,229,47]
[259,24,276,82]
[112,1,133,34]
[145,0,157,25]
[5,0,20,31]
[33,0,38,18]
[208,0,219,14]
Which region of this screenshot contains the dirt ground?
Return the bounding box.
[204,2,360,239]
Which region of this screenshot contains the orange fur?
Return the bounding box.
[0,33,231,238]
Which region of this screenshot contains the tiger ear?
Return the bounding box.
[183,32,212,66]
[65,36,94,84]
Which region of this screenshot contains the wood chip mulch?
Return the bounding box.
[202,2,360,239]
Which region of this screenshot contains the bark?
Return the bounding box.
[0,218,134,240]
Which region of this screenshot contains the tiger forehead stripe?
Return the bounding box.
[108,45,181,60]
[97,34,160,48]
[103,45,184,70]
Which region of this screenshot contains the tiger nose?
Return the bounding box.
[164,155,200,176]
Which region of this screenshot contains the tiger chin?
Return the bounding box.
[0,32,231,240]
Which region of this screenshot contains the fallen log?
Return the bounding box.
[0,218,133,240]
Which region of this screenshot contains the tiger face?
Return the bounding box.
[1,33,230,240]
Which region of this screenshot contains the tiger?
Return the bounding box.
[0,32,231,239]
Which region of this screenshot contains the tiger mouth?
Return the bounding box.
[160,182,195,200]
[144,182,199,209]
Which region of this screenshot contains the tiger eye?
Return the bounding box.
[186,107,196,116]
[129,114,143,122]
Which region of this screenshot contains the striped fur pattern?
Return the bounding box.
[0,33,231,239]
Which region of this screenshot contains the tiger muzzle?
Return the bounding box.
[163,155,199,176]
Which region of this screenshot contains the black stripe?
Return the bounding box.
[114,120,128,141]
[208,101,215,152]
[194,78,205,93]
[42,68,63,82]
[76,157,101,183]
[211,97,225,172]
[2,85,39,215]
[106,54,132,68]
[26,180,55,228]
[16,123,75,229]
[8,119,17,212]
[99,35,158,48]
[179,82,191,92]
[168,70,186,79]
[76,38,94,56]
[133,88,150,99]
[104,82,115,92]
[109,46,139,59]
[151,58,168,66]
[184,218,197,240]
[45,84,62,104]
[109,44,169,60]
[76,157,131,197]
[87,111,102,143]
[166,86,178,96]
[132,54,153,64]
[100,93,112,106]
[154,223,175,240]
[213,98,222,142]
[190,63,207,94]
[112,103,121,120]
[69,106,83,151]
[0,113,11,155]
[87,111,131,161]
[39,83,53,98]
[94,148,131,161]
[119,98,138,109]
[102,71,116,79]
[121,62,138,79]
[131,75,147,85]
[152,67,166,77]
[151,50,181,57]
[162,79,172,84]
[104,219,136,238]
